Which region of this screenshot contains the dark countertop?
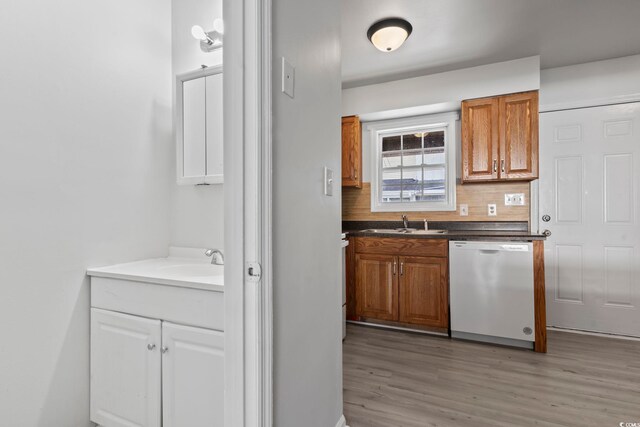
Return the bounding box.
[343,221,546,242]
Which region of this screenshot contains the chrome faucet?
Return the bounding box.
[402,215,409,229]
[205,249,224,265]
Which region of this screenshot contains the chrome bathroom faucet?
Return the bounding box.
[205,249,224,265]
[402,214,409,229]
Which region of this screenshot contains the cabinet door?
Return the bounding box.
[461,97,499,182]
[341,115,362,188]
[90,308,161,427]
[205,73,224,184]
[162,322,224,427]
[398,256,448,328]
[499,91,539,180]
[181,77,207,183]
[355,253,398,321]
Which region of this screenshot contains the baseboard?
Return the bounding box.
[335,414,347,427]
[548,326,640,342]
[347,320,448,337]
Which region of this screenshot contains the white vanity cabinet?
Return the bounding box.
[162,322,224,427]
[176,65,223,185]
[89,276,224,427]
[90,309,162,427]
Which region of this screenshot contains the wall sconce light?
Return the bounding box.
[191,18,224,53]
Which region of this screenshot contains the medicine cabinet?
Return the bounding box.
[176,65,223,185]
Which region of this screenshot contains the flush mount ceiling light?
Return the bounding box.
[191,18,224,53]
[367,18,412,52]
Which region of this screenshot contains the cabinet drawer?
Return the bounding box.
[355,237,447,258]
[91,277,224,331]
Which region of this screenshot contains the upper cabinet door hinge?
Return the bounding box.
[247,262,262,283]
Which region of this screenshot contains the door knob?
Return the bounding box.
[542,229,552,237]
[542,215,551,222]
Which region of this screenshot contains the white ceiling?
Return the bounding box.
[342,0,640,88]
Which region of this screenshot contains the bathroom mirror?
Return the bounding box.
[175,65,223,185]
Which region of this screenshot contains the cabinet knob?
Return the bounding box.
[161,346,169,354]
[147,344,156,351]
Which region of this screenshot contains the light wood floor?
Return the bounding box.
[343,323,640,427]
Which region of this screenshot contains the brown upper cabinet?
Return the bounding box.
[342,115,362,188]
[461,91,539,183]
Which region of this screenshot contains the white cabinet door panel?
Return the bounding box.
[90,308,161,427]
[205,73,224,184]
[162,322,224,427]
[182,77,206,181]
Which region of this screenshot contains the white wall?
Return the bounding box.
[343,56,540,120]
[540,54,640,110]
[170,0,224,249]
[0,1,172,426]
[272,0,343,424]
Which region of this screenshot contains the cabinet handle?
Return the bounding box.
[161,346,169,354]
[501,159,505,173]
[147,343,156,351]
[393,262,396,275]
[493,160,497,173]
[400,262,404,276]
[354,170,358,180]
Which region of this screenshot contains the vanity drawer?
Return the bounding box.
[91,277,224,331]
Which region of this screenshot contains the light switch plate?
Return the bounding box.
[459,204,469,216]
[281,57,295,98]
[323,167,333,196]
[505,193,526,206]
[488,204,497,216]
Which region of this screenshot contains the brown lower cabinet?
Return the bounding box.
[352,237,449,330]
[355,253,398,321]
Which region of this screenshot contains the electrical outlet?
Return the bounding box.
[281,57,295,98]
[459,204,469,216]
[488,204,497,216]
[505,193,526,206]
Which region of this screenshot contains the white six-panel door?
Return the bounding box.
[162,321,225,427]
[90,308,162,427]
[539,103,640,337]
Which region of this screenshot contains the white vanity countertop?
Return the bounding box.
[87,247,224,292]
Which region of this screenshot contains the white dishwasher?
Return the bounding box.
[449,241,535,349]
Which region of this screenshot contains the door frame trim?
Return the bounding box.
[224,0,273,425]
[540,93,640,113]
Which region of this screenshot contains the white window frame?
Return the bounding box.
[369,112,459,212]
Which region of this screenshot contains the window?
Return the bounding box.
[369,112,458,212]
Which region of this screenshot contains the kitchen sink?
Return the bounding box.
[410,229,447,234]
[360,228,411,234]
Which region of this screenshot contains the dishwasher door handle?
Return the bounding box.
[479,249,500,254]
